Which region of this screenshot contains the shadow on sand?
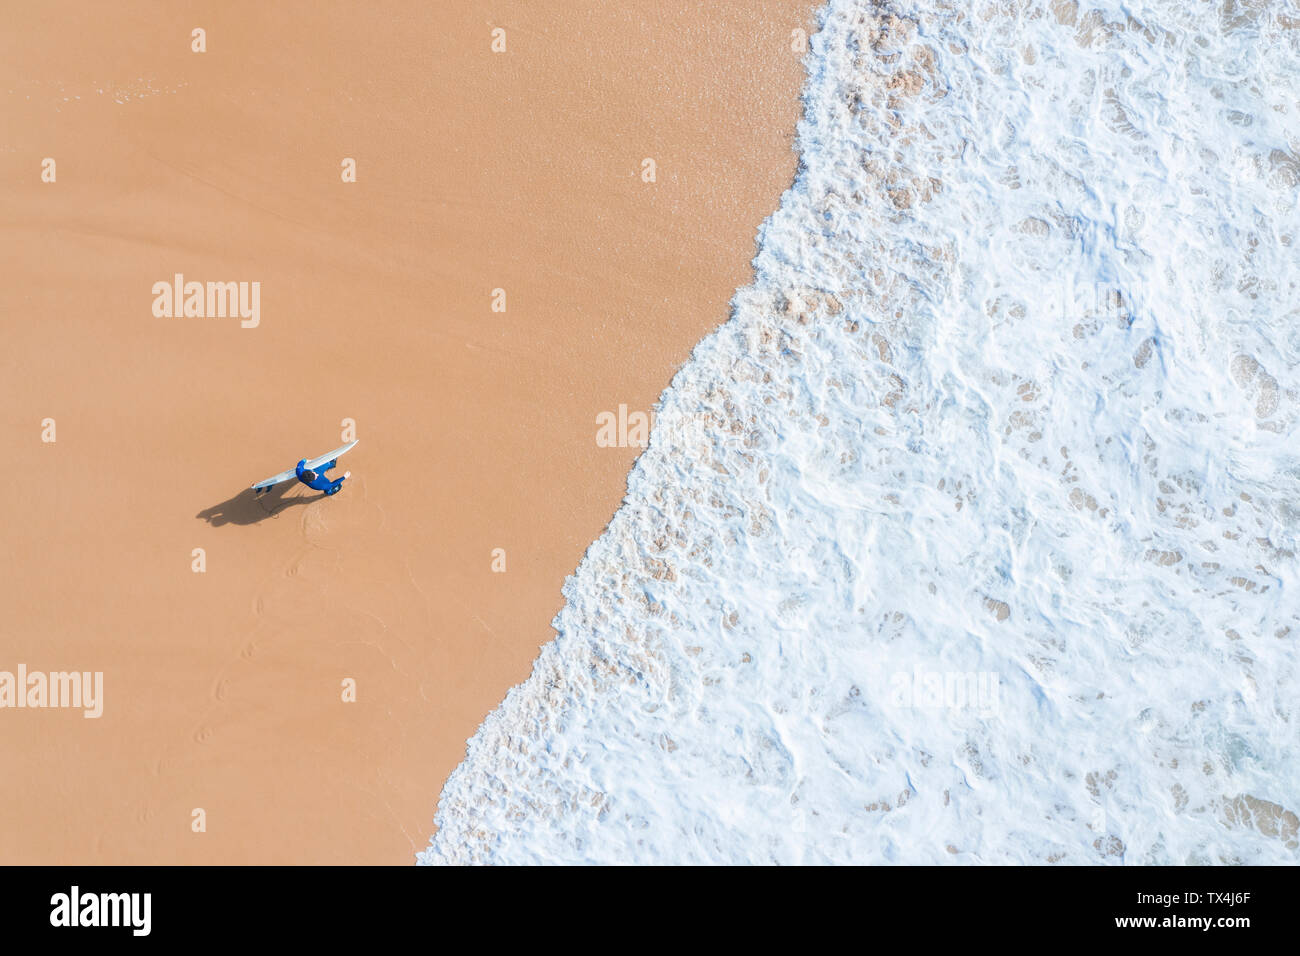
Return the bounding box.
[197,481,318,526]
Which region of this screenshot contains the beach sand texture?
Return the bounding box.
[0,1,816,862]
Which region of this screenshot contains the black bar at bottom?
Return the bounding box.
[1,865,1286,944]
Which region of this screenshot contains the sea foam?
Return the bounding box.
[420,0,1300,864]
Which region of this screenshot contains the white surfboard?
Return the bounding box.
[252,440,358,493]
[302,440,358,473]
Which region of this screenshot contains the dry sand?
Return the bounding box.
[0,1,816,863]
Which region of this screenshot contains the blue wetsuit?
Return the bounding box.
[296,458,346,496]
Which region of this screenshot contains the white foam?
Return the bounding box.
[420,0,1300,864]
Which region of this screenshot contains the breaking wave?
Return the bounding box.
[420,0,1300,864]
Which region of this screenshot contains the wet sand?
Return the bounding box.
[0,0,816,863]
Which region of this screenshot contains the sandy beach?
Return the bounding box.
[0,1,816,863]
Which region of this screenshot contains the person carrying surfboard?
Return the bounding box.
[251,439,358,497]
[296,457,350,496]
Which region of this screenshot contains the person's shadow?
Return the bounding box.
[196,480,316,526]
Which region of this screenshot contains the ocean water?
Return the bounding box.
[420,0,1300,864]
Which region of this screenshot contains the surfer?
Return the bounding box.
[296,457,351,496]
[251,439,358,496]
